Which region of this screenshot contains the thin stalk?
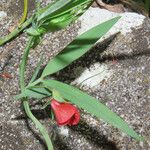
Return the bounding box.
[18,0,28,27]
[0,16,33,46]
[20,36,34,89]
[19,37,53,149]
[23,100,53,150]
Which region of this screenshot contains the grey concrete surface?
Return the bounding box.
[0,1,150,150]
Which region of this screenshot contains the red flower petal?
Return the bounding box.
[51,99,80,126]
[67,109,80,126]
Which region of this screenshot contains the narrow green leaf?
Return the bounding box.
[29,56,43,83]
[15,87,51,100]
[43,0,92,20]
[47,0,94,18]
[38,0,92,32]
[37,0,72,21]
[36,1,54,16]
[36,0,92,32]
[42,79,144,141]
[41,17,121,77]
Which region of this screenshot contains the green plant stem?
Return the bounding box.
[19,36,53,150]
[0,16,33,46]
[18,0,28,27]
[23,100,53,150]
[20,36,34,90]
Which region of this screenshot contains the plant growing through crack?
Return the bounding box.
[1,0,144,149]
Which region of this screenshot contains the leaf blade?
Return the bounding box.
[41,16,121,77]
[29,55,43,83]
[15,87,51,100]
[37,0,72,21]
[42,79,144,141]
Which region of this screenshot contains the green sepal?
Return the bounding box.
[52,89,65,102]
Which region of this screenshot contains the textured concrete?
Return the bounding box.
[0,1,150,150]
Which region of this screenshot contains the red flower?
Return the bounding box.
[50,99,80,126]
